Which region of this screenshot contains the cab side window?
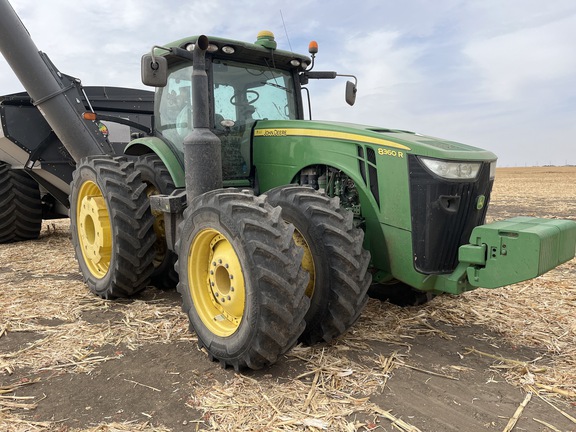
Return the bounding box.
[155,64,193,150]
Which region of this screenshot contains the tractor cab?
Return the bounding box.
[142,32,356,184]
[146,32,308,183]
[155,58,300,180]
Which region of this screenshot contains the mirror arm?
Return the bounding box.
[150,45,172,66]
[301,71,357,85]
[336,73,357,86]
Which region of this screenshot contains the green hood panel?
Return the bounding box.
[254,120,497,162]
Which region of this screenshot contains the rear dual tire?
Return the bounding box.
[70,156,156,299]
[176,189,310,370]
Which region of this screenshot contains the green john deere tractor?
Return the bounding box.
[135,32,574,369]
[1,0,574,371]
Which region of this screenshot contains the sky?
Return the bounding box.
[1,0,575,167]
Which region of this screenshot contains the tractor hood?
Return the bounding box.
[254,120,497,162]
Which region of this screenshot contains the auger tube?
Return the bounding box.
[0,0,113,162]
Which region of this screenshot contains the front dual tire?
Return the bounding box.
[266,185,372,345]
[134,154,178,290]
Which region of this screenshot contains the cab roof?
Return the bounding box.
[157,35,311,71]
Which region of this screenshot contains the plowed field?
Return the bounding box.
[1,167,575,431]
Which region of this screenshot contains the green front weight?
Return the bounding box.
[461,217,576,288]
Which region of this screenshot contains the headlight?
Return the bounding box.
[420,157,481,180]
[489,160,497,179]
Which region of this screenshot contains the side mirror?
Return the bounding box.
[345,80,357,106]
[141,54,167,87]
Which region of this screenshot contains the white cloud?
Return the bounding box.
[463,14,576,101]
[1,0,575,166]
[308,29,425,126]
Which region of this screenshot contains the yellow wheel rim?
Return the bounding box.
[188,229,246,337]
[293,229,315,298]
[144,183,168,269]
[76,180,112,278]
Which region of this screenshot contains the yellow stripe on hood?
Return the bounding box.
[254,128,411,151]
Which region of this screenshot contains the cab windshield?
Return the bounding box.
[212,59,298,125]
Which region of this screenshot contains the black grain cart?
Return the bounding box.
[0,86,153,242]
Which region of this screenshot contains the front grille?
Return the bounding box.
[408,155,493,274]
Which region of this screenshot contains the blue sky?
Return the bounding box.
[1,0,575,167]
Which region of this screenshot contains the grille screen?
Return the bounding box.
[408,156,493,274]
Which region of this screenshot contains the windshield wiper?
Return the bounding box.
[261,81,291,93]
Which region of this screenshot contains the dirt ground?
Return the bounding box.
[1,167,575,432]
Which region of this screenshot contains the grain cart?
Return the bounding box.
[1,1,574,370]
[0,87,153,241]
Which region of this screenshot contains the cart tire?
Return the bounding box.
[0,162,42,243]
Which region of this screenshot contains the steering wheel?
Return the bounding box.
[230,90,259,106]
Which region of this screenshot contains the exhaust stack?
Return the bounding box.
[183,35,222,206]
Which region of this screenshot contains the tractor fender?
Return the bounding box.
[124,137,185,187]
